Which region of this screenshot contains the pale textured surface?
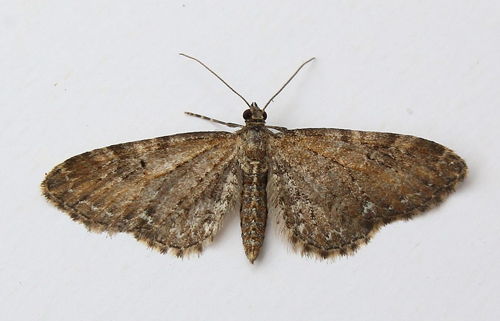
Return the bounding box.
[42,104,467,262]
[2,1,498,320]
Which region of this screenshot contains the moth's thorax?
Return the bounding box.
[241,126,270,159]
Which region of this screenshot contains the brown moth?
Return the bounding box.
[42,55,467,263]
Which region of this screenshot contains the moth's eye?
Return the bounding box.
[262,112,267,120]
[243,109,252,120]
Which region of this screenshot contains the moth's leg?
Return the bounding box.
[267,126,288,132]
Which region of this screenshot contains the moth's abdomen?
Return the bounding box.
[240,162,268,264]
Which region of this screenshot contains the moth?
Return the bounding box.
[42,54,467,263]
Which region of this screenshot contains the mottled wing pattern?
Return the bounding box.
[42,132,242,257]
[268,128,467,259]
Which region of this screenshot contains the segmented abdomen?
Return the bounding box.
[240,161,268,263]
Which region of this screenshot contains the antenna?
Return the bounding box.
[262,57,315,111]
[180,53,251,108]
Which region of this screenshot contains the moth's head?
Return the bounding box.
[243,102,267,123]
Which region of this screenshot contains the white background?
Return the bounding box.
[1,1,499,320]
